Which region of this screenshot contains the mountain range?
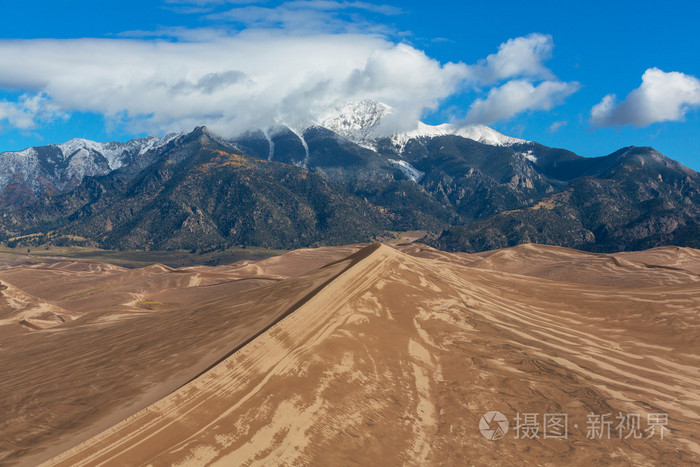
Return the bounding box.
[1,100,698,252]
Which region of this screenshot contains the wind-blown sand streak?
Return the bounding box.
[31,243,700,466]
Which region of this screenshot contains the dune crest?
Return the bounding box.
[31,243,700,466]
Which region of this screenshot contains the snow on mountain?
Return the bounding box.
[388,159,424,182]
[286,126,311,168]
[391,122,528,152]
[0,99,528,209]
[57,133,180,171]
[0,133,180,208]
[260,128,275,161]
[318,99,527,151]
[318,100,392,149]
[453,125,528,147]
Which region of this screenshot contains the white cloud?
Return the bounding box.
[0,34,471,136]
[590,68,700,127]
[549,120,567,132]
[206,2,400,35]
[0,14,577,137]
[0,93,64,130]
[465,80,580,124]
[466,33,555,84]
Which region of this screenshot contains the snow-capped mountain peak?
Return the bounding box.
[0,133,181,209]
[453,124,528,146]
[391,122,527,151]
[318,99,527,150]
[56,133,180,170]
[318,99,393,149]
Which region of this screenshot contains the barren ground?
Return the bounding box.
[0,243,698,466]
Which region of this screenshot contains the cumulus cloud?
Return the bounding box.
[590,68,700,127]
[0,34,471,136]
[464,80,580,124]
[0,93,64,130]
[0,3,577,138]
[467,33,555,84]
[458,34,580,124]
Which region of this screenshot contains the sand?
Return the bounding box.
[0,242,698,465]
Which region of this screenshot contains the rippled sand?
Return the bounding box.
[1,243,698,465]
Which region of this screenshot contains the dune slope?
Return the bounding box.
[37,243,700,466]
[0,247,363,465]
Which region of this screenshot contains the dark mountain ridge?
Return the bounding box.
[0,128,389,250]
[1,121,698,253]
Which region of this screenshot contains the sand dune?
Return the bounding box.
[1,243,699,465]
[400,243,700,287]
[0,248,363,464]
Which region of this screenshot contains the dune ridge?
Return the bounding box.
[0,246,362,465]
[34,243,700,466]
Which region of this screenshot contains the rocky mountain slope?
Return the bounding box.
[0,134,180,210]
[0,128,388,250]
[0,100,698,252]
[430,146,700,252]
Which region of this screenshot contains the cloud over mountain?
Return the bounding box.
[0,34,471,136]
[466,33,556,84]
[465,79,580,124]
[0,1,577,138]
[591,68,700,127]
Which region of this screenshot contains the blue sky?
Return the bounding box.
[1,0,699,170]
